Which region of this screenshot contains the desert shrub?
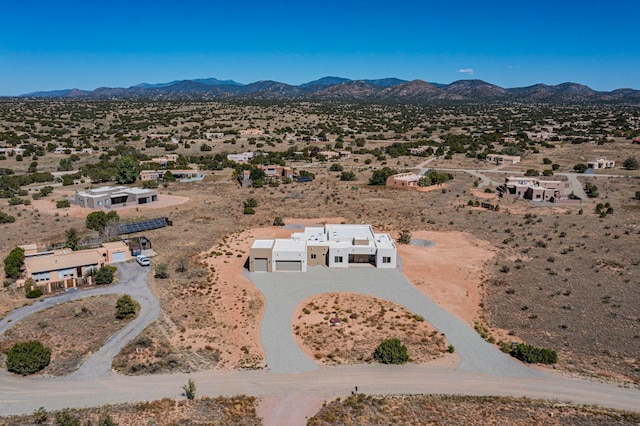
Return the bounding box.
[54,408,80,426]
[33,406,48,424]
[373,338,409,364]
[573,163,588,173]
[154,263,169,279]
[329,163,343,171]
[273,216,285,226]
[175,257,188,273]
[243,206,255,215]
[142,180,158,189]
[447,345,455,353]
[397,230,411,244]
[0,210,16,223]
[95,265,117,285]
[340,171,356,181]
[524,169,539,176]
[4,246,25,279]
[98,412,116,426]
[115,294,138,319]
[26,288,43,299]
[623,156,639,170]
[510,343,557,364]
[6,341,51,375]
[183,379,196,400]
[244,197,258,208]
[56,199,71,208]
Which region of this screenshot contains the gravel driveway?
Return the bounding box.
[247,267,539,377]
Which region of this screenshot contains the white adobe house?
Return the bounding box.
[249,224,397,272]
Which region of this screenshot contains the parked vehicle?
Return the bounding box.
[136,255,151,266]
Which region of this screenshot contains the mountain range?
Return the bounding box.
[16,77,640,104]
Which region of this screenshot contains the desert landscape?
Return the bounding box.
[0,99,639,424]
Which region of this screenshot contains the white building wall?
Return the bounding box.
[375,246,397,269]
[271,248,307,272]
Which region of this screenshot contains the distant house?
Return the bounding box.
[205,132,224,139]
[318,150,340,159]
[240,128,264,136]
[75,186,158,209]
[386,173,420,188]
[257,164,293,180]
[499,176,568,202]
[249,224,397,272]
[486,154,521,165]
[586,158,615,169]
[21,241,130,293]
[139,169,204,182]
[139,154,179,168]
[227,152,255,163]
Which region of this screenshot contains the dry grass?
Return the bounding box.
[308,394,640,425]
[0,295,134,376]
[0,395,260,426]
[293,293,447,365]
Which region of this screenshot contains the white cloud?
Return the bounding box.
[457,68,474,75]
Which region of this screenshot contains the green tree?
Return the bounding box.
[183,379,196,400]
[6,341,51,375]
[115,294,138,319]
[86,211,119,231]
[65,228,79,251]
[368,167,397,186]
[340,171,356,181]
[56,199,71,208]
[115,156,139,184]
[622,156,639,170]
[4,246,25,279]
[510,343,557,364]
[373,338,409,364]
[28,161,38,173]
[163,170,176,182]
[95,265,117,285]
[573,163,588,173]
[329,163,343,172]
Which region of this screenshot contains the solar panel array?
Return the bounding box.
[104,217,170,236]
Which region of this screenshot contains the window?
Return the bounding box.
[310,253,317,260]
[97,201,102,206]
[34,272,50,282]
[334,256,343,263]
[382,257,391,264]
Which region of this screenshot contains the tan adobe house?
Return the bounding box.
[249,224,397,272]
[257,164,294,180]
[499,176,566,202]
[21,241,130,293]
[75,186,158,209]
[139,154,178,167]
[586,158,615,169]
[386,173,420,188]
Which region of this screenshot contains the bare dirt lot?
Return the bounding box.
[0,295,134,376]
[308,394,640,425]
[292,292,450,366]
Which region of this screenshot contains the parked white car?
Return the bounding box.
[136,255,151,266]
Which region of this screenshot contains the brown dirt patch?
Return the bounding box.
[0,396,259,426]
[292,293,449,365]
[397,230,496,325]
[308,394,640,425]
[0,295,135,376]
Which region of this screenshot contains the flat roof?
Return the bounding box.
[252,239,274,249]
[25,249,104,273]
[101,241,128,250]
[273,239,307,252]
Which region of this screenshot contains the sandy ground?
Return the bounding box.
[396,230,496,326]
[28,190,189,218]
[291,292,450,366]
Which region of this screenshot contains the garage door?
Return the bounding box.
[275,260,302,272]
[112,252,127,263]
[254,258,268,272]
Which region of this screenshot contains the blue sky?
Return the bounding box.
[1,0,638,95]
